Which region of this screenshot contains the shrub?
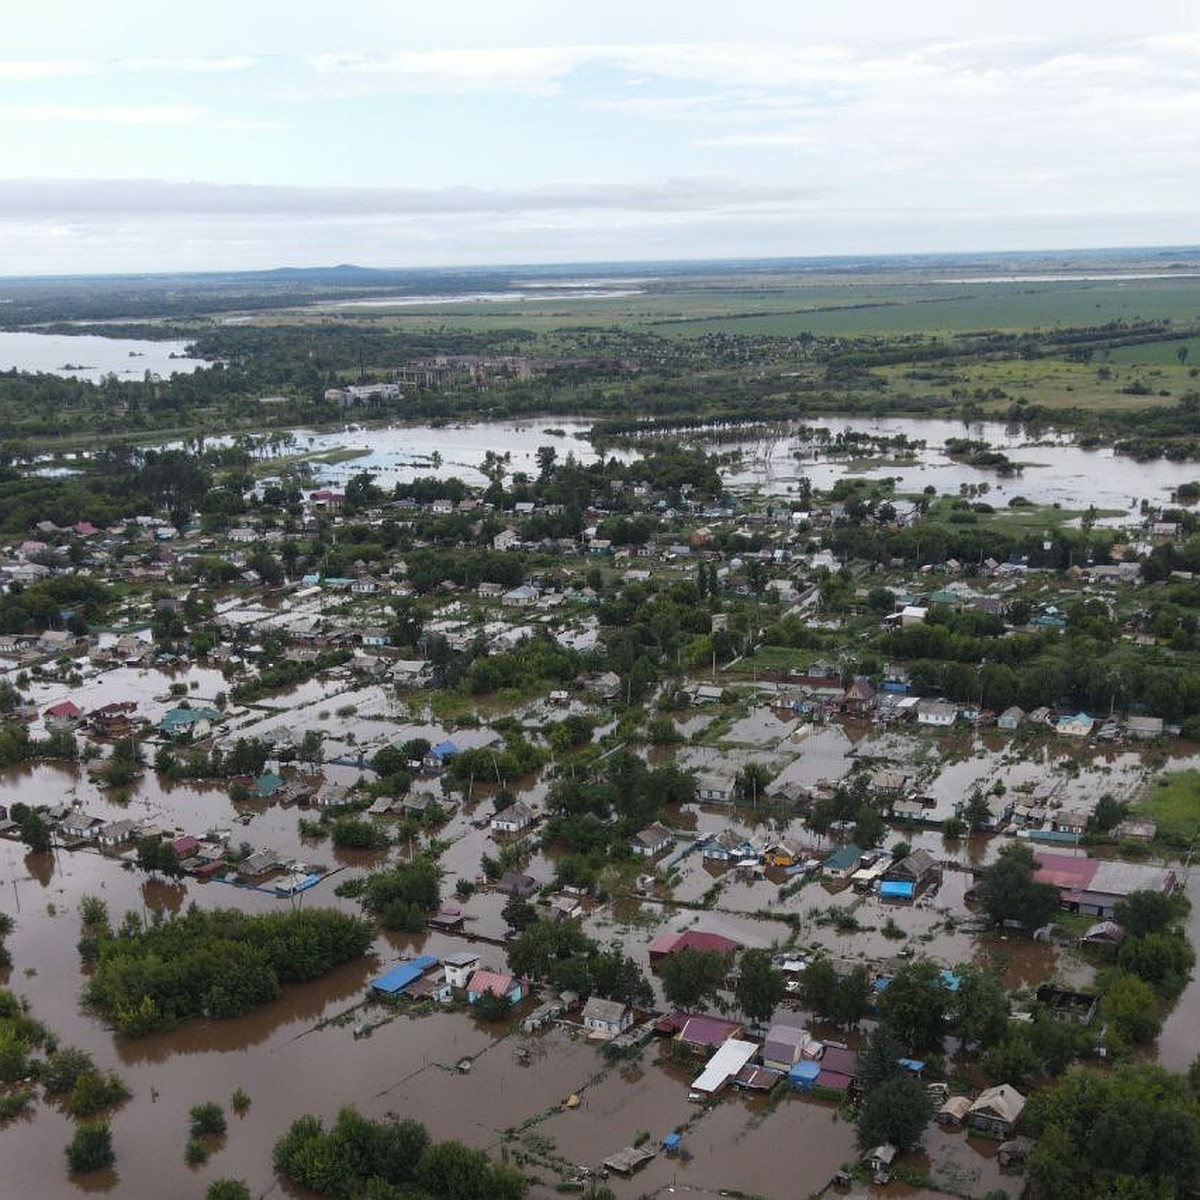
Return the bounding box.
[65,1122,114,1173]
[189,1101,227,1138]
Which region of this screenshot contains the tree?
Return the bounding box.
[65,1122,114,1173]
[976,842,1060,930]
[1025,1064,1200,1199]
[18,809,50,854]
[833,966,872,1028]
[735,949,785,1024]
[506,919,593,982]
[1113,891,1177,939]
[875,959,950,1055]
[1118,932,1195,1001]
[659,947,728,1011]
[950,964,1010,1053]
[501,895,538,933]
[298,729,326,772]
[418,1139,499,1200]
[1101,974,1161,1047]
[858,1025,906,1093]
[856,1075,932,1152]
[734,763,772,807]
[962,791,993,832]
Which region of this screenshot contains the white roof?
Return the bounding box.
[690,1038,759,1094]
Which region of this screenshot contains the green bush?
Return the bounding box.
[65,1122,114,1173]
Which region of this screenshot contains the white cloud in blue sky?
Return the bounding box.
[0,1,1197,271]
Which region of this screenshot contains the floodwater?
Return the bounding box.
[279,413,1200,512]
[0,329,212,383]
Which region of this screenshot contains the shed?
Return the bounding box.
[937,1095,972,1127]
[690,1038,759,1098]
[370,955,438,996]
[788,1060,821,1092]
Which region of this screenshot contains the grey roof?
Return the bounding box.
[583,997,629,1023]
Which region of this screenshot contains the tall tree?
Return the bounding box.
[856,1075,932,1152]
[976,842,1060,930]
[659,948,727,1011]
[875,959,950,1055]
[735,949,785,1024]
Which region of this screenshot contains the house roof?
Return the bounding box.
[888,849,937,880]
[1033,852,1099,892]
[466,969,517,997]
[823,844,864,871]
[582,997,628,1023]
[691,1038,759,1094]
[676,1014,741,1047]
[371,955,438,995]
[969,1083,1026,1125]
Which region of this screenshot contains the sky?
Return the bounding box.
[1,0,1199,273]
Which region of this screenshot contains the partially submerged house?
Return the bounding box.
[465,969,526,1006]
[879,849,940,900]
[582,997,633,1040]
[967,1084,1026,1137]
[761,1020,811,1071]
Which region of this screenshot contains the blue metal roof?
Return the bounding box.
[370,955,438,994]
[879,880,915,899]
[430,740,460,760]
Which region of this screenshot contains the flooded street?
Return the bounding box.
[0,639,1187,1196]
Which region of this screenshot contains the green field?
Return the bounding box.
[1133,770,1200,845]
[299,274,1200,340]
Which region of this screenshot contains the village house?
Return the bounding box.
[630,823,674,858]
[761,1020,810,1071]
[1126,715,1165,740]
[465,969,526,1006]
[997,705,1025,731]
[966,1084,1026,1137]
[879,849,941,900]
[648,930,740,970]
[916,700,958,727]
[441,951,482,989]
[1056,711,1095,737]
[59,810,103,841]
[491,802,535,837]
[582,997,634,1040]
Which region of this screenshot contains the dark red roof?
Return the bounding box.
[675,930,740,956]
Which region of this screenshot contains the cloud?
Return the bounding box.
[0,176,829,219]
[0,105,275,130]
[0,59,95,80]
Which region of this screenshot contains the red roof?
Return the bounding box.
[1033,853,1098,892]
[171,835,200,858]
[466,969,518,998]
[677,1014,742,1048]
[45,700,82,719]
[649,930,740,959]
[676,930,740,956]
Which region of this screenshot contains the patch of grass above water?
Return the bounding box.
[1133,770,1200,847]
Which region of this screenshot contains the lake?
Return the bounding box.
[0,329,211,383]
